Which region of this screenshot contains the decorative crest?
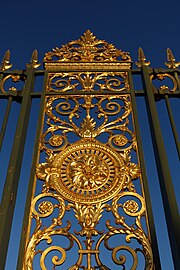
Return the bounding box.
[0,50,12,71]
[43,30,131,65]
[165,48,180,68]
[135,47,150,67]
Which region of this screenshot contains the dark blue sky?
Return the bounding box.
[1,0,180,67]
[0,1,179,269]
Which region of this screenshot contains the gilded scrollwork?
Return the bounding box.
[93,191,153,269]
[23,193,84,269]
[24,33,154,269]
[31,193,65,220]
[0,74,26,93]
[24,91,154,268]
[111,245,138,268]
[47,72,129,93]
[40,95,133,153]
[44,30,131,63]
[69,203,105,238]
[24,92,154,269]
[150,73,178,93]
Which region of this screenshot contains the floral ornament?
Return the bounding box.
[69,154,109,189]
[120,151,140,192]
[49,135,63,147]
[44,30,132,63]
[113,134,128,147]
[123,200,139,215]
[38,201,54,215]
[36,153,59,192]
[73,203,104,238]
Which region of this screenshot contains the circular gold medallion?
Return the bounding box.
[52,140,125,204]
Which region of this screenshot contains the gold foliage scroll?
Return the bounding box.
[23,72,153,269]
[23,30,154,270]
[47,72,129,93]
[44,30,131,63]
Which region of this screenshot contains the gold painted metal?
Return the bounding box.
[135,47,150,67]
[150,73,178,92]
[0,50,12,71]
[44,62,132,71]
[47,71,129,92]
[26,49,41,69]
[0,74,20,93]
[23,31,154,269]
[165,48,180,69]
[44,30,132,70]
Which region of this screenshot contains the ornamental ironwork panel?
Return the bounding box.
[0,30,179,270]
[22,31,153,270]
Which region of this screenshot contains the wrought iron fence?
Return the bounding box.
[0,31,179,270]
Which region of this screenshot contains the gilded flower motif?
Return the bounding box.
[69,154,108,189]
[38,201,53,215]
[49,135,63,147]
[36,153,59,191]
[123,200,139,215]
[74,203,104,237]
[113,134,128,147]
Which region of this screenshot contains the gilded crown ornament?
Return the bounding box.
[44,30,131,63]
[43,30,132,71]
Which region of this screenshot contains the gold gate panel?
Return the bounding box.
[23,31,153,269]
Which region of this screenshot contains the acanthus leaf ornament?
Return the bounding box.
[44,30,132,64]
[47,72,130,92]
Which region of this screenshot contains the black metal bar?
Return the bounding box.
[16,71,48,270]
[128,71,162,270]
[0,67,35,270]
[174,72,180,92]
[164,95,180,159]
[0,96,12,150]
[141,65,180,270]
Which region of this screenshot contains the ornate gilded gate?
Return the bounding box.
[0,31,179,269]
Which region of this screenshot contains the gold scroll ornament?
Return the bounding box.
[23,31,153,270]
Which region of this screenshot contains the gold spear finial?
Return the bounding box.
[0,50,13,70]
[26,49,41,68]
[165,48,180,68]
[135,47,150,67]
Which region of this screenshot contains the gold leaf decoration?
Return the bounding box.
[44,30,131,63]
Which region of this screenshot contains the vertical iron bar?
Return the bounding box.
[0,67,35,270]
[129,71,162,269]
[17,71,48,270]
[0,96,12,150]
[174,72,180,92]
[164,94,180,159]
[141,65,180,270]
